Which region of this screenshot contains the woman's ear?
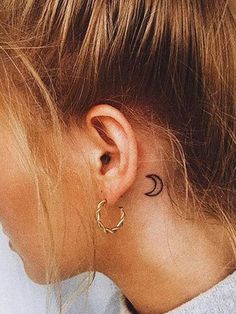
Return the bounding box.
[85,104,138,205]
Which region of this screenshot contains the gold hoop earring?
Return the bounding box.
[95,199,125,234]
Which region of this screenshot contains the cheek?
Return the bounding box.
[0,156,38,244]
[0,130,93,284]
[0,174,49,277]
[0,133,49,277]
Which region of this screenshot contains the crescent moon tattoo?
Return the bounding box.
[144,174,163,197]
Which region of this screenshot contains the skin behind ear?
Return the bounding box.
[85,104,138,206]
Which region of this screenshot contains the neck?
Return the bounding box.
[95,196,236,313]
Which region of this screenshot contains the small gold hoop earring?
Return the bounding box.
[95,199,125,234]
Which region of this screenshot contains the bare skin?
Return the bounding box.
[0,104,235,313]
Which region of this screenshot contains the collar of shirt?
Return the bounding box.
[105,269,236,314]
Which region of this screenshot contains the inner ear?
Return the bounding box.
[91,117,115,146]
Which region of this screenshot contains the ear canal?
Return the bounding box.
[100,153,111,165]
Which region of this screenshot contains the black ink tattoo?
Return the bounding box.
[144,174,163,197]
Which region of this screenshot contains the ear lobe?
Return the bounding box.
[85,104,138,206]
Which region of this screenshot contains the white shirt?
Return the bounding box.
[105,269,236,313]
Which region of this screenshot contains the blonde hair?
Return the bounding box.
[0,0,235,313]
